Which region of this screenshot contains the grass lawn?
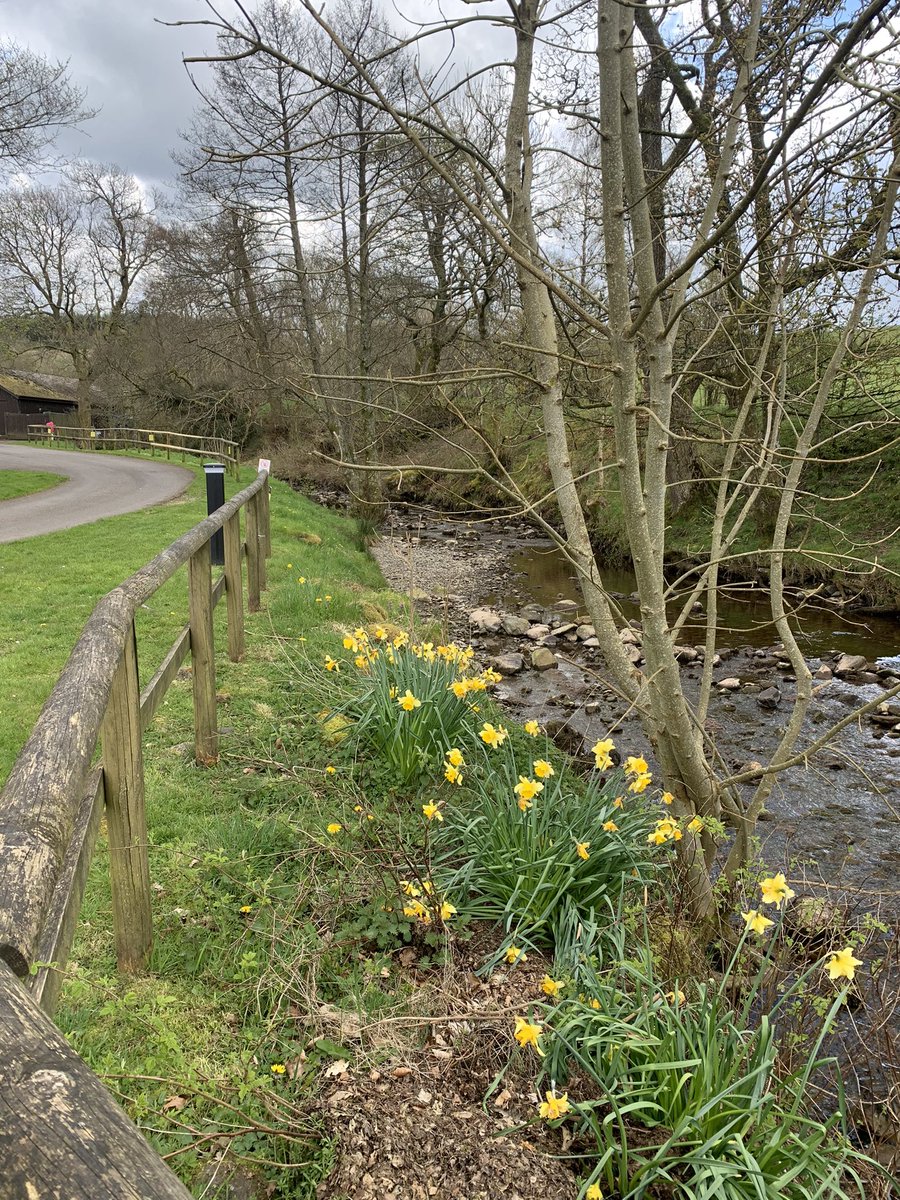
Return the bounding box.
[0,467,66,502]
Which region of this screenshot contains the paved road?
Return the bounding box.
[0,445,194,543]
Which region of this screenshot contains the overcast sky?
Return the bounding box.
[0,0,509,193]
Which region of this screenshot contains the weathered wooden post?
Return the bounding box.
[188,541,218,765]
[223,512,245,662]
[261,475,272,560]
[100,622,153,975]
[246,492,262,613]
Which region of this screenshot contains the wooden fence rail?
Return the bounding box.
[0,468,271,1199]
[26,423,240,475]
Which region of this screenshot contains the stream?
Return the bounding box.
[380,509,900,914]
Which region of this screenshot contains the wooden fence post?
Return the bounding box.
[100,622,153,975]
[223,512,245,662]
[261,476,272,560]
[188,541,218,765]
[246,493,262,613]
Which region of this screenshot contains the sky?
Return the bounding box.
[0,0,510,194]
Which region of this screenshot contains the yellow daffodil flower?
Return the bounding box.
[759,872,796,908]
[665,989,686,1004]
[353,655,368,671]
[538,1090,571,1120]
[398,690,422,712]
[422,802,443,822]
[541,975,564,998]
[602,820,618,832]
[513,1015,543,1052]
[439,901,457,920]
[687,816,704,834]
[449,679,470,699]
[628,771,652,794]
[825,946,863,982]
[324,656,340,672]
[444,764,463,786]
[374,626,387,640]
[576,841,591,861]
[524,719,541,737]
[514,776,544,803]
[479,722,508,748]
[625,755,649,775]
[612,796,624,809]
[342,635,359,651]
[505,945,527,964]
[446,747,465,767]
[400,880,421,897]
[743,909,775,935]
[533,759,554,779]
[586,1185,603,1200]
[592,737,615,770]
[648,829,668,845]
[661,791,674,805]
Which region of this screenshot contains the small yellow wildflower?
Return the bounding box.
[592,737,615,771]
[742,909,775,935]
[325,765,337,775]
[541,975,564,998]
[759,872,796,909]
[297,576,306,584]
[576,841,591,861]
[324,594,332,601]
[513,1015,543,1052]
[239,904,252,914]
[514,776,544,803]
[533,759,554,780]
[327,823,342,835]
[505,945,527,965]
[324,656,340,672]
[398,690,422,712]
[422,802,443,822]
[538,1090,571,1120]
[602,820,619,832]
[439,901,457,920]
[524,720,541,737]
[590,997,601,1010]
[825,946,863,982]
[270,1063,286,1075]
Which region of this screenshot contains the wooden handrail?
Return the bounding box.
[0,470,269,981]
[25,424,240,475]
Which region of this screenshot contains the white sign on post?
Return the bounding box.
[258,458,271,472]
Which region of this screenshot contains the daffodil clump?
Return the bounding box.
[336,629,498,783]
[430,732,659,960]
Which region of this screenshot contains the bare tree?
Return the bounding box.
[0,40,92,174]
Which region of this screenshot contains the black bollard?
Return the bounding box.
[204,462,226,566]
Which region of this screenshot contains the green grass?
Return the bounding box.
[0,468,65,502]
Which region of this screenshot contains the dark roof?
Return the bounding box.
[0,373,77,404]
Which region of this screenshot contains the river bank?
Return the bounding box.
[372,508,900,914]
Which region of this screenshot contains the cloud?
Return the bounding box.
[0,0,217,189]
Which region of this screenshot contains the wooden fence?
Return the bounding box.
[26,424,240,476]
[0,468,271,1199]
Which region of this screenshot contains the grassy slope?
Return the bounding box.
[0,468,65,502]
[1,459,406,1197]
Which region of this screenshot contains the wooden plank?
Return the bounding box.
[100,624,152,975]
[261,476,272,559]
[223,512,245,661]
[0,962,193,1199]
[139,626,191,734]
[188,542,218,765]
[29,768,105,1015]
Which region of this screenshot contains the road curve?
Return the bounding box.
[0,445,194,543]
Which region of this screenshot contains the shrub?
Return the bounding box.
[432,731,660,962]
[339,630,492,784]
